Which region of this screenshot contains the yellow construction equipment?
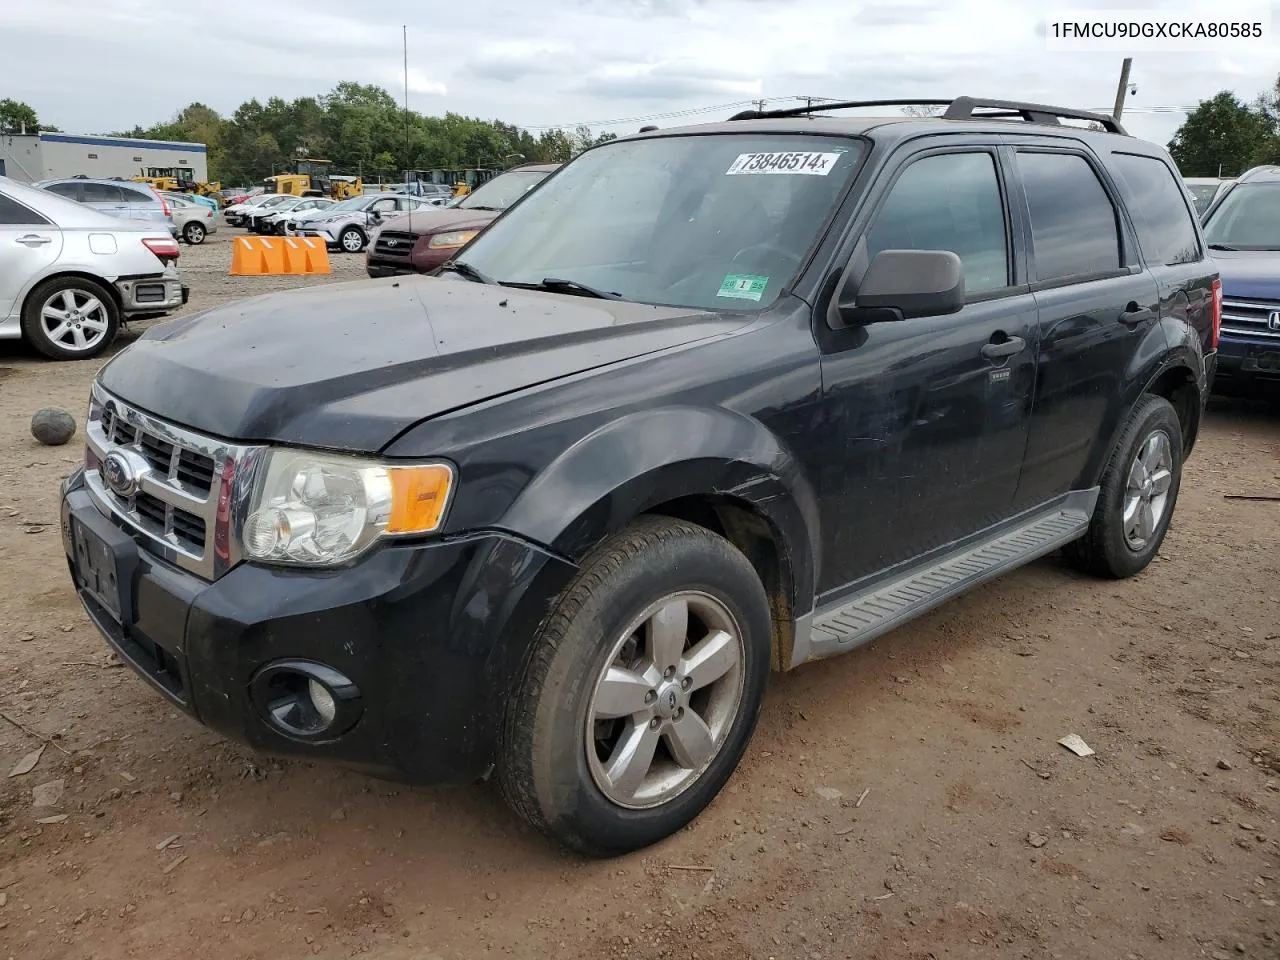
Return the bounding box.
[230,235,331,276]
[132,167,222,203]
[263,159,363,200]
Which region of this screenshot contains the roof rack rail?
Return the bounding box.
[728,99,950,120]
[728,96,1128,136]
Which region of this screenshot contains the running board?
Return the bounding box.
[792,490,1097,666]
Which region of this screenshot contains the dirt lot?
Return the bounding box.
[1,229,1278,960]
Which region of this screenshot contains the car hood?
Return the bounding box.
[1211,249,1280,301]
[375,207,499,237]
[98,275,745,452]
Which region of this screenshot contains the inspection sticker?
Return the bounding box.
[725,151,841,176]
[717,273,769,301]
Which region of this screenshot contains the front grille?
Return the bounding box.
[373,230,417,257]
[101,405,215,495]
[85,388,255,580]
[1221,298,1280,341]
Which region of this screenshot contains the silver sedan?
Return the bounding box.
[0,175,187,360]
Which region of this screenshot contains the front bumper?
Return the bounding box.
[114,267,187,316]
[1212,337,1280,393]
[60,470,577,783]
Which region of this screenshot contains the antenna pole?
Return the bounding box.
[1112,57,1133,121]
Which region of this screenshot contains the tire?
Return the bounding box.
[183,221,206,244]
[338,226,366,253]
[1065,394,1183,579]
[500,516,772,857]
[21,276,120,361]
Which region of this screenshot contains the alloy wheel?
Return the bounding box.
[585,591,745,809]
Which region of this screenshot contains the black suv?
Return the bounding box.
[60,97,1218,857]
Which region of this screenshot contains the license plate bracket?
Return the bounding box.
[70,514,137,623]
[1243,347,1280,372]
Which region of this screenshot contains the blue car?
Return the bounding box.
[1203,165,1280,396]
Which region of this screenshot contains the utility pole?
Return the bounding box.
[1112,57,1133,121]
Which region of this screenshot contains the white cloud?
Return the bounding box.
[4,0,1278,150]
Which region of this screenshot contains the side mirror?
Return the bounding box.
[369,210,384,224]
[835,249,965,326]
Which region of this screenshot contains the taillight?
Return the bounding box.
[155,189,171,218]
[142,236,180,260]
[1211,277,1222,351]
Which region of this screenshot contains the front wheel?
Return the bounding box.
[500,516,772,857]
[338,226,366,253]
[1065,394,1183,579]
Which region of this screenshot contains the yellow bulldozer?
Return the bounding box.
[263,159,363,200]
[132,167,222,203]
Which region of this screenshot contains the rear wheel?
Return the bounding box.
[182,221,206,244]
[500,516,771,857]
[1065,394,1183,578]
[21,276,120,361]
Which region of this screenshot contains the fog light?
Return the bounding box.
[250,660,362,740]
[308,678,336,725]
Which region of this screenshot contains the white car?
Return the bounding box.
[284,193,435,252]
[161,192,219,245]
[254,197,334,235]
[223,193,287,227]
[0,175,186,360]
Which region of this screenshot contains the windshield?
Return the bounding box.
[1203,182,1280,249]
[1186,183,1219,214]
[328,196,373,212]
[459,134,863,310]
[459,169,552,210]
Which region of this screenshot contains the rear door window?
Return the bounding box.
[81,182,126,203]
[1109,153,1202,265]
[1017,152,1122,282]
[0,193,50,225]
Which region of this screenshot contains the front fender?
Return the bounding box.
[497,405,821,614]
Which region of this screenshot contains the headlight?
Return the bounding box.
[428,230,479,249]
[243,449,454,566]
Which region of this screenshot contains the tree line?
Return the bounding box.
[3,83,615,187]
[5,72,1279,184]
[1167,78,1280,177]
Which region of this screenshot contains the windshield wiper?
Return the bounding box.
[438,260,495,284]
[522,277,623,300]
[1207,243,1239,251]
[463,204,501,211]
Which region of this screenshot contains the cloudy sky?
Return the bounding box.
[4,0,1278,147]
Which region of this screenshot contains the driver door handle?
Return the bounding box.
[981,335,1026,360]
[15,234,52,247]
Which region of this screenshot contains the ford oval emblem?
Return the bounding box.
[102,451,138,498]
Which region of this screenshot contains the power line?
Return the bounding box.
[524,97,799,131]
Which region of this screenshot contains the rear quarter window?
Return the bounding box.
[1109,153,1202,265]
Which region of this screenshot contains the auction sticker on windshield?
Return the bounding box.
[718,274,769,301]
[725,152,841,176]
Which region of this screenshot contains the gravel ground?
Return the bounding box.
[0,228,1277,960]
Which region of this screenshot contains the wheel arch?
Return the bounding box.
[22,271,122,318]
[1143,361,1201,456]
[496,406,822,669]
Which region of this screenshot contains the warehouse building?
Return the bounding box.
[0,132,208,183]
